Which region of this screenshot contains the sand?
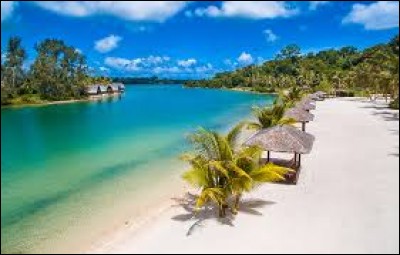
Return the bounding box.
[90,97,399,254]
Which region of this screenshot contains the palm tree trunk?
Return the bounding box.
[218,203,227,218]
[233,194,242,214]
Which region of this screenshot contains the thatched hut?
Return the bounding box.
[284,107,314,131]
[107,84,119,94]
[244,125,315,168]
[87,85,101,95]
[99,85,108,94]
[296,101,316,111]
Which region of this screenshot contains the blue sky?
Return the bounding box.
[1,1,399,79]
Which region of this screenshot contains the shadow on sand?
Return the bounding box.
[171,193,275,236]
[371,110,399,122]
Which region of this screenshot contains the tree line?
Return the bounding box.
[184,35,399,108]
[111,76,187,85]
[1,37,111,105]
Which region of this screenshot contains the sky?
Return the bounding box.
[1,1,399,79]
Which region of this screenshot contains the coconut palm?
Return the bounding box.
[247,102,296,130]
[181,124,291,217]
[280,86,303,107]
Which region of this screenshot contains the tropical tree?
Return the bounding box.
[280,86,303,107]
[181,125,291,217]
[245,100,296,132]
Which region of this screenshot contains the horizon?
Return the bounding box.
[1,1,399,79]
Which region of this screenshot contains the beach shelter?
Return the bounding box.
[296,101,316,111]
[308,94,320,101]
[244,125,315,168]
[300,96,316,104]
[314,91,327,99]
[284,107,314,131]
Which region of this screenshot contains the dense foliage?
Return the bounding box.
[1,37,111,105]
[185,35,399,104]
[181,124,292,217]
[180,87,315,218]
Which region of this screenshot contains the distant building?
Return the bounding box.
[86,83,125,96]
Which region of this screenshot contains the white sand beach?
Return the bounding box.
[91,97,399,254]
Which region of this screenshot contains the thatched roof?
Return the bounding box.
[99,85,108,92]
[87,85,99,94]
[311,92,324,101]
[301,97,316,104]
[296,101,316,110]
[284,107,314,122]
[244,125,315,154]
[315,91,327,96]
[308,94,320,100]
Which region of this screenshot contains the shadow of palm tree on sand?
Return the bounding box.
[171,192,275,236]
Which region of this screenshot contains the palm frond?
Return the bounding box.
[277,117,297,126]
[250,163,293,183]
[208,160,230,179]
[182,167,209,188]
[195,188,226,210]
[226,121,246,148]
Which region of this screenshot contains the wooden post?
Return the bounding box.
[298,154,301,167]
[302,122,306,132]
[267,151,270,162]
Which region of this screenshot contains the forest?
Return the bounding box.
[185,35,399,108]
[1,37,111,105]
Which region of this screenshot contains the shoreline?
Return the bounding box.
[90,97,399,254]
[1,94,122,109]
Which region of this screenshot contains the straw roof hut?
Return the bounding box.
[284,107,314,131]
[296,101,316,111]
[99,85,108,94]
[107,84,119,94]
[116,83,125,92]
[244,125,315,169]
[315,91,327,97]
[87,85,100,95]
[308,94,320,101]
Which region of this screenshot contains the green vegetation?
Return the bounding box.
[389,96,399,109]
[181,89,311,217]
[181,125,292,217]
[246,102,295,130]
[1,37,111,106]
[184,35,399,106]
[111,76,187,85]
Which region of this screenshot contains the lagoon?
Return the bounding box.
[1,85,275,253]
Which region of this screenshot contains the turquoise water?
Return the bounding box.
[1,85,274,253]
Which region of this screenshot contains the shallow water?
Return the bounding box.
[1,85,275,253]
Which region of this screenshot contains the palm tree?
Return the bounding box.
[181,124,291,217]
[247,102,296,130]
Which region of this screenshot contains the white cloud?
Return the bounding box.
[105,57,139,71]
[1,1,17,22]
[177,58,197,68]
[94,35,122,53]
[105,55,214,76]
[237,52,253,65]
[263,29,278,42]
[191,1,298,19]
[195,63,213,73]
[34,1,188,22]
[99,66,110,72]
[309,1,329,11]
[342,1,399,30]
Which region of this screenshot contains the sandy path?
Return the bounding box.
[92,98,399,254]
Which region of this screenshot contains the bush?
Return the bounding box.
[389,97,399,109]
[9,94,44,105]
[336,90,354,97]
